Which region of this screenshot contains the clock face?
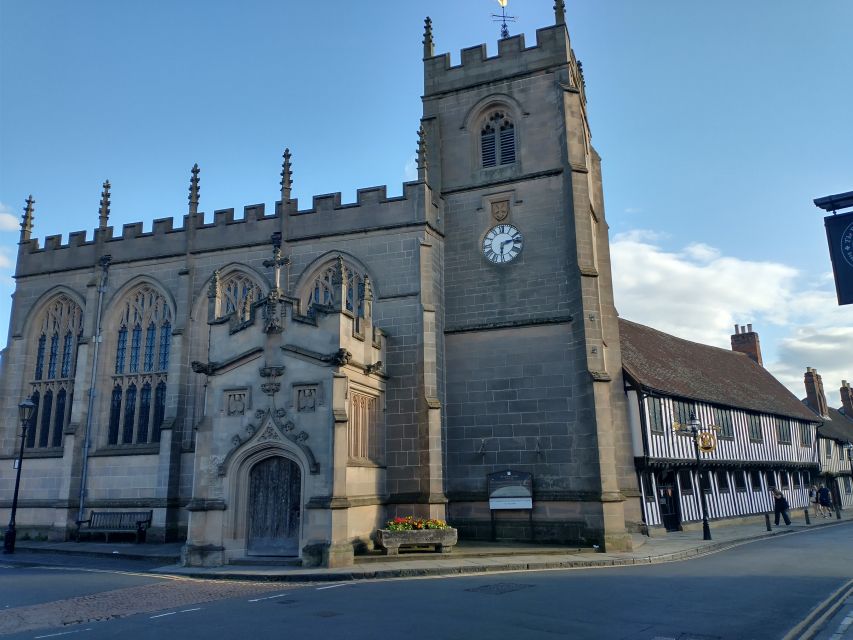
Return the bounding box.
[483,224,523,264]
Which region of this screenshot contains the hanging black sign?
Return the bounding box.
[824,210,853,306]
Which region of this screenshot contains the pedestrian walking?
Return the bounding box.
[817,484,832,518]
[809,484,820,518]
[772,490,791,526]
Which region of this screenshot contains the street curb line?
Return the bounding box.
[782,579,853,640]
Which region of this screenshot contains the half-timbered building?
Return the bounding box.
[802,369,853,511]
[620,320,821,533]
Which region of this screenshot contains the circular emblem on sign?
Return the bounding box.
[697,432,717,453]
[841,221,853,268]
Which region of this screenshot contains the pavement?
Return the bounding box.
[12,508,851,583]
[8,511,853,639]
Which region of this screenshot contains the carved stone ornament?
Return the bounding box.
[217,409,320,476]
[261,382,281,396]
[263,296,283,334]
[275,407,287,419]
[260,365,285,378]
[297,387,317,412]
[491,200,509,221]
[192,361,216,376]
[257,425,282,443]
[225,389,249,416]
[331,349,351,366]
[365,361,383,375]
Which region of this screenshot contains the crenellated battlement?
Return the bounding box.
[15,180,438,278]
[424,25,569,97]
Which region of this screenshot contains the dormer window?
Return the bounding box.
[481,112,515,168]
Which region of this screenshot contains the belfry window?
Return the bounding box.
[108,285,172,446]
[481,111,516,168]
[26,294,83,449]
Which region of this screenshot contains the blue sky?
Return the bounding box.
[1,1,852,403]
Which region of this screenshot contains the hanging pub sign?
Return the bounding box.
[824,210,853,306]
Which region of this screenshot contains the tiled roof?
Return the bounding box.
[806,404,853,443]
[619,318,818,423]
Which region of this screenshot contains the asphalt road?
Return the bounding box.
[1,524,852,639]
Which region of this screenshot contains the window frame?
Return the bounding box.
[747,413,763,442]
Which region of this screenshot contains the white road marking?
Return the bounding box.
[34,630,91,639]
[180,608,202,613]
[248,593,288,602]
[315,583,351,590]
[149,612,176,619]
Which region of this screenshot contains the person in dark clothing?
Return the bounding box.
[817,484,833,518]
[772,490,791,526]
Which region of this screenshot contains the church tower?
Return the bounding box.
[423,4,638,549]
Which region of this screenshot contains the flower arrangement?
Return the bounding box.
[384,516,452,531]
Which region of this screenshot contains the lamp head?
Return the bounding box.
[19,397,35,424]
[497,0,508,7]
[688,410,701,429]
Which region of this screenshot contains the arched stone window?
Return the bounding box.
[219,271,262,321]
[304,260,366,318]
[27,294,83,449]
[481,111,516,168]
[109,285,172,446]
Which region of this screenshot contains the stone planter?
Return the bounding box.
[376,528,458,555]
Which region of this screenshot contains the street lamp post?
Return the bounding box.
[3,398,36,554]
[687,411,712,540]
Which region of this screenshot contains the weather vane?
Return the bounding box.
[492,0,517,39]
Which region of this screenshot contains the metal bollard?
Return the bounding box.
[764,512,772,531]
[804,508,811,525]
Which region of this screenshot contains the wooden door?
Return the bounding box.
[656,470,681,532]
[247,456,301,556]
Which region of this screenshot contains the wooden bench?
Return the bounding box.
[75,510,153,543]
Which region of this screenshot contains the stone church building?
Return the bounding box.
[0,3,640,566]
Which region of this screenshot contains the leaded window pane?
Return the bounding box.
[115,327,127,374]
[138,383,151,443]
[26,391,40,448]
[61,332,74,378]
[129,325,141,373]
[144,322,156,372]
[122,384,137,444]
[38,389,53,448]
[159,321,171,371]
[47,333,59,379]
[153,381,166,442]
[35,334,46,381]
[53,389,67,447]
[108,385,122,445]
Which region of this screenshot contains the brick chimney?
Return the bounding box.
[731,323,763,366]
[840,380,853,415]
[804,367,829,418]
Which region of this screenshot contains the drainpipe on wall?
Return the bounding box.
[76,255,110,524]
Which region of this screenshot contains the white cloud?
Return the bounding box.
[611,229,853,407]
[0,202,18,231]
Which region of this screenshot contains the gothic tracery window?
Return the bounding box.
[27,294,83,449]
[220,271,262,321]
[304,261,366,319]
[109,285,172,446]
[481,111,516,168]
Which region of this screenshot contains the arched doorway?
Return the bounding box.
[247,456,301,556]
